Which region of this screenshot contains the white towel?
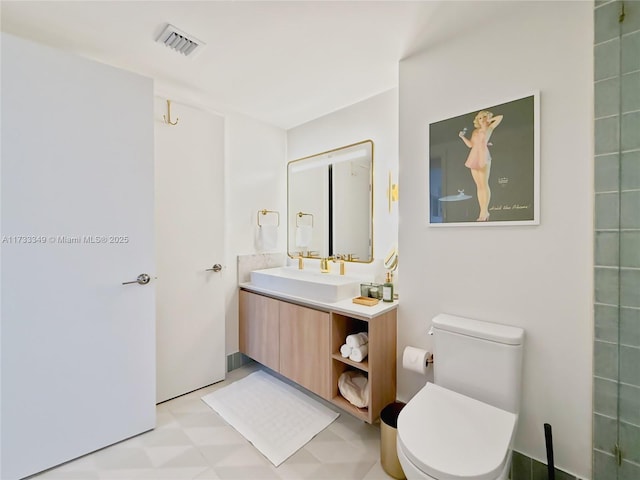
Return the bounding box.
[346,332,368,348]
[258,225,278,251]
[349,344,368,363]
[340,344,352,358]
[295,225,312,248]
[338,371,370,408]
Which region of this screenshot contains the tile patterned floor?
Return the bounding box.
[33,363,395,480]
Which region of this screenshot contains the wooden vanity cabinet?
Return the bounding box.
[239,288,397,423]
[279,302,331,400]
[239,290,279,371]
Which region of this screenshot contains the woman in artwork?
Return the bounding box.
[458,110,503,221]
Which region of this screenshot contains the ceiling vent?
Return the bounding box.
[156,24,205,57]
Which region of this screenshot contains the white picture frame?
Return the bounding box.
[428,93,540,226]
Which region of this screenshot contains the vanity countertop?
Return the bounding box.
[239,282,398,319]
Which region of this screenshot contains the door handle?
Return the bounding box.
[122,273,151,285]
[206,264,223,272]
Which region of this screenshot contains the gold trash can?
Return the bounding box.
[380,402,406,479]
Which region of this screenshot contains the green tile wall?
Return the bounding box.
[594,267,620,305]
[595,77,621,118]
[620,307,640,346]
[594,1,640,479]
[595,153,620,192]
[595,38,621,81]
[621,112,640,151]
[620,383,640,424]
[595,116,620,155]
[595,303,619,342]
[510,451,580,480]
[620,231,640,267]
[594,340,619,381]
[621,31,640,72]
[621,72,640,111]
[621,151,640,190]
[595,377,619,417]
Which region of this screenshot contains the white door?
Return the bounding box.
[155,99,226,403]
[1,34,156,479]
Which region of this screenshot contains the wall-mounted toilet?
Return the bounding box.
[397,314,525,480]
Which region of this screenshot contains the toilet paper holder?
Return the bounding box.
[402,346,434,375]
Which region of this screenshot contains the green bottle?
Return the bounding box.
[382,272,394,302]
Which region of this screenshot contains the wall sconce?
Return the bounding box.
[388,171,398,212]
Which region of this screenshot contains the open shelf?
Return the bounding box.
[331,353,369,372]
[331,394,369,422]
[329,309,397,423]
[331,314,368,356]
[331,356,372,423]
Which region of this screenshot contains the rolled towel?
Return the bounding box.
[340,344,352,358]
[349,343,369,363]
[346,332,368,348]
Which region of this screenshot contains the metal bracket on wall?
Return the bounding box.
[257,209,280,227]
[163,99,179,126]
[613,443,623,466]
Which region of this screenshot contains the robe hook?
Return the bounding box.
[163,99,179,126]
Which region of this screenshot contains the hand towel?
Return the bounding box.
[346,332,368,348]
[258,225,278,251]
[340,344,352,358]
[349,343,368,363]
[295,225,312,248]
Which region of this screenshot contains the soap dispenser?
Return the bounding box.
[382,272,394,303]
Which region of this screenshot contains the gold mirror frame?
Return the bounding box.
[287,140,374,263]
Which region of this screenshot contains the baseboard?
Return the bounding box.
[226,352,252,372]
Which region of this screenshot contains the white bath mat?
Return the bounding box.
[201,370,339,466]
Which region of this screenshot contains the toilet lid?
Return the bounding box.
[397,383,517,480]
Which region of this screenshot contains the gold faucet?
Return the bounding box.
[332,255,345,275]
[320,257,330,273]
[297,253,304,270]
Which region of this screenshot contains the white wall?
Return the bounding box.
[398,2,593,478]
[287,88,399,275]
[224,113,287,354]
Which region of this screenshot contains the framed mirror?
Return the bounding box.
[287,140,373,263]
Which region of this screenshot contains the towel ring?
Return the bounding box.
[257,209,279,227]
[296,211,314,227]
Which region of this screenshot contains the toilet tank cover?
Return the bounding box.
[397,383,517,480]
[432,313,524,345]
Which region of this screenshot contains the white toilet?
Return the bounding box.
[397,313,525,480]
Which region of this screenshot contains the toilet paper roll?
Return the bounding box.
[402,346,431,375]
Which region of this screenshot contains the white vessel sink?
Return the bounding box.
[250,267,360,303]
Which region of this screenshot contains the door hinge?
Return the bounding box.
[619,1,626,23]
[613,443,623,466]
